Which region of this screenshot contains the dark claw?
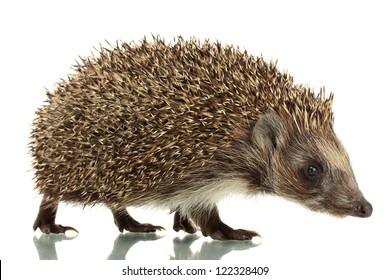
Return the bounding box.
[61,226,79,233]
[142,224,165,232]
[134,224,165,233]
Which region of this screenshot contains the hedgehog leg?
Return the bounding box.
[111,208,165,233]
[193,205,260,241]
[173,211,197,234]
[33,194,78,234]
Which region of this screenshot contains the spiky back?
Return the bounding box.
[31,36,333,206]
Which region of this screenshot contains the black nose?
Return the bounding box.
[353,201,373,218]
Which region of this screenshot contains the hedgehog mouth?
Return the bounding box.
[329,205,352,218]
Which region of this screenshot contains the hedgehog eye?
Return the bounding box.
[300,163,323,188]
[305,164,324,180]
[301,162,323,185]
[307,165,318,177]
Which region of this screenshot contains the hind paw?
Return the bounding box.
[34,222,78,234]
[33,196,78,234]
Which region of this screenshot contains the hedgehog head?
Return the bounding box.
[249,93,372,218]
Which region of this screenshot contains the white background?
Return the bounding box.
[1,0,389,279]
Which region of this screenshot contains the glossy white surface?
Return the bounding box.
[1,0,389,279]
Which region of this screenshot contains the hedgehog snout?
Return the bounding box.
[351,200,373,218]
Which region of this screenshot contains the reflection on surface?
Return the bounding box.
[107,232,163,260]
[33,234,77,260]
[170,234,260,260]
[170,234,201,260]
[33,232,261,260]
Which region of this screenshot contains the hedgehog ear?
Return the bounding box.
[251,113,285,155]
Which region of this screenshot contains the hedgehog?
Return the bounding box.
[31,36,372,240]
